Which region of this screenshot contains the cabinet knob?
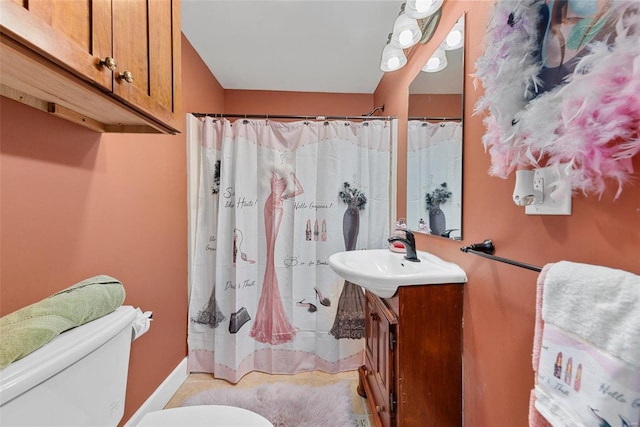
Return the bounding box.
[117,70,134,83]
[99,56,117,71]
[376,405,384,413]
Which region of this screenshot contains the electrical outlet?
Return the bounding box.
[533,177,544,202]
[525,165,572,215]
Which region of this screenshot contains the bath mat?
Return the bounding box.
[182,380,355,427]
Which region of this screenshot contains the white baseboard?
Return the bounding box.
[123,357,188,427]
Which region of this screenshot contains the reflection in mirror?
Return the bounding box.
[406,14,464,240]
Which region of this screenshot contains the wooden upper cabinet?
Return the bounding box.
[111,0,177,127]
[0,0,181,134]
[2,0,113,90]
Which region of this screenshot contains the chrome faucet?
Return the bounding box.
[388,229,420,262]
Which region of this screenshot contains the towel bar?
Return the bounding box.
[460,240,542,272]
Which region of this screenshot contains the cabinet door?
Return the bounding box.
[366,292,397,427]
[1,0,113,90]
[112,0,178,127]
[1,0,179,133]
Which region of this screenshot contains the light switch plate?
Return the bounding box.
[525,165,572,215]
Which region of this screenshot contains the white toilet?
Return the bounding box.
[0,305,272,427]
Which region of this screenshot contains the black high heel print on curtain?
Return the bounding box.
[191,288,226,328]
[298,288,330,314]
[331,182,367,340]
[233,228,255,264]
[315,287,331,307]
[297,299,318,313]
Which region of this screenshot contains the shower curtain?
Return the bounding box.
[187,115,391,382]
[406,120,462,236]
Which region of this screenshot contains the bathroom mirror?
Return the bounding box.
[406,14,464,240]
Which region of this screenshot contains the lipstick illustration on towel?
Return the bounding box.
[553,352,563,379]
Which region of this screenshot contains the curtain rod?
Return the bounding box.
[460,240,543,272]
[191,113,395,121]
[408,116,462,121]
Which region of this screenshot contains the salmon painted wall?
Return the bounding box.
[376,1,640,425]
[224,90,374,116]
[0,35,224,425]
[408,93,462,117]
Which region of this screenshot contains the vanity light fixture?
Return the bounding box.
[422,47,447,72]
[405,0,444,20]
[390,6,422,49]
[380,33,408,72]
[444,19,464,50]
[379,1,443,73]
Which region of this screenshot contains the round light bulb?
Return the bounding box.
[390,14,421,48]
[414,0,433,13]
[380,42,407,72]
[422,48,447,72]
[405,0,443,19]
[426,57,441,70]
[446,30,462,48]
[398,29,413,47]
[444,19,465,50]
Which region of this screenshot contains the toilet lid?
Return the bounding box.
[137,405,273,427]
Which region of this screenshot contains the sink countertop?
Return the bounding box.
[328,249,467,298]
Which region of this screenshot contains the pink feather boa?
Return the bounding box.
[474,0,640,198]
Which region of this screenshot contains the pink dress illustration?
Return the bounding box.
[250,168,304,344]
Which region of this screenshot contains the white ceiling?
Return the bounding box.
[181,0,462,95]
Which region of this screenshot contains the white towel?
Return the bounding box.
[542,261,640,369]
[532,261,640,427]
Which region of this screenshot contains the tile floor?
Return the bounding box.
[165,370,373,426]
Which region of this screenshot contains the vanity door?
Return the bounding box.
[365,291,398,427]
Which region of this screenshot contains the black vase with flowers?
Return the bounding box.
[425,183,452,236]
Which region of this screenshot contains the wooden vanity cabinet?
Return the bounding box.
[0,0,181,134]
[359,284,464,427]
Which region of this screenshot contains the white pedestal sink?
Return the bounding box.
[328,249,467,298]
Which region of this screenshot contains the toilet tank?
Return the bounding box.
[0,305,137,427]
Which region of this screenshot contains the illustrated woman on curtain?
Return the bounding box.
[250,163,304,345]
